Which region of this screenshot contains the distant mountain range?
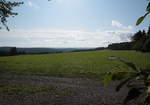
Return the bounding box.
[17,47,95,54]
[0,47,105,54]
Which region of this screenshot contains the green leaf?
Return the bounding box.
[114,72,138,92]
[136,16,146,26]
[117,58,139,72]
[112,72,129,80]
[136,13,149,26]
[116,78,131,92]
[142,69,150,74]
[146,2,150,12]
[124,62,138,71]
[124,88,142,105]
[103,74,113,86]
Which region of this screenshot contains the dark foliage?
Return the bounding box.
[108,26,150,52]
[9,47,17,55]
[103,57,150,105]
[123,88,143,105]
[132,31,143,41]
[0,0,23,30]
[0,47,18,56]
[0,50,9,56]
[108,42,133,50]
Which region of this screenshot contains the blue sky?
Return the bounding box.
[0,0,149,48]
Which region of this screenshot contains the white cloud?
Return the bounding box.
[112,20,123,28]
[27,1,32,7]
[0,28,133,48]
[112,20,134,31]
[0,20,135,48]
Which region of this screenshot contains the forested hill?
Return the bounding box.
[0,47,96,56]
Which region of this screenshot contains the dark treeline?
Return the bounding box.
[108,42,133,50]
[108,26,150,52]
[0,47,25,56]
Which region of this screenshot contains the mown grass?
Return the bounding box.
[0,50,150,79]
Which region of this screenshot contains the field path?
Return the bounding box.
[0,75,128,105]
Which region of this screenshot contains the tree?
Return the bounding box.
[131,30,147,51]
[147,26,150,36]
[0,0,23,31]
[132,31,143,41]
[9,47,17,55]
[142,37,150,51]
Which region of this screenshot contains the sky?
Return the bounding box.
[0,0,149,48]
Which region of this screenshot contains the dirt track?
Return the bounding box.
[0,75,128,105]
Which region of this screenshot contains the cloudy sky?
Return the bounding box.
[0,0,149,48]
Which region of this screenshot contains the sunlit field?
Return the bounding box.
[0,50,150,79]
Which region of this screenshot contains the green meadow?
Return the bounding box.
[0,50,150,79]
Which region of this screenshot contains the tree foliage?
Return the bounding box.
[0,0,23,31]
[9,47,17,55]
[132,27,150,52]
[108,42,133,50]
[103,57,150,105]
[108,26,150,52]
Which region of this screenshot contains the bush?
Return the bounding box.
[103,56,150,105]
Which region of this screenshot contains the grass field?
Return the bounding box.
[0,50,150,79]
